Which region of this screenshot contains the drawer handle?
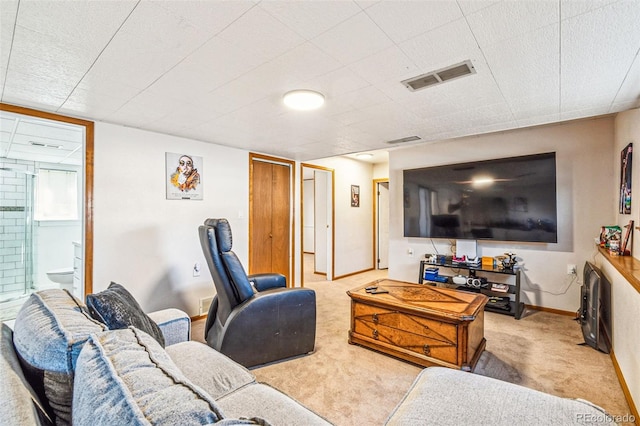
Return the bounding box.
[372,313,378,324]
[423,345,431,356]
[372,329,378,340]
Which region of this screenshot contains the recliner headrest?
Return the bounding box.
[211,219,233,253]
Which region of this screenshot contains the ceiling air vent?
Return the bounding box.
[386,136,422,145]
[29,141,62,149]
[402,60,476,92]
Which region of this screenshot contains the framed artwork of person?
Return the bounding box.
[166,152,203,200]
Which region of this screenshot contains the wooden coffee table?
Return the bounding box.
[347,279,488,371]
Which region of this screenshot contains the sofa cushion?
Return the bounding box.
[74,327,223,425]
[166,341,256,399]
[12,289,106,425]
[384,367,616,425]
[86,282,165,346]
[217,382,332,426]
[0,323,52,426]
[73,327,268,425]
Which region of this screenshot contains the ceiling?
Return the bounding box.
[1,0,639,163]
[0,110,84,165]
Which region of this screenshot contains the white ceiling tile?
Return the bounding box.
[154,0,256,34]
[365,0,462,43]
[327,85,390,116]
[304,67,371,99]
[457,0,500,16]
[399,18,481,71]
[560,105,612,121]
[268,42,342,83]
[216,5,305,63]
[312,12,394,65]
[482,24,559,112]
[60,77,140,119]
[330,108,376,126]
[348,45,420,85]
[0,0,18,98]
[611,42,640,107]
[560,0,619,20]
[86,1,213,90]
[561,1,640,110]
[149,36,268,102]
[516,112,565,128]
[16,0,136,53]
[2,0,638,162]
[466,0,558,47]
[259,1,361,39]
[2,69,72,107]
[611,100,640,113]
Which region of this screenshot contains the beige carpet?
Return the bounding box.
[192,268,632,425]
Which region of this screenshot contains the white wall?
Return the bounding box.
[597,107,640,412]
[389,117,615,312]
[34,162,82,289]
[373,162,389,180]
[93,122,249,315]
[306,157,374,277]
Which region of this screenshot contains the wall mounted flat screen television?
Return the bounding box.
[403,152,557,243]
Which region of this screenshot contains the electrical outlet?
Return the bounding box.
[193,262,201,277]
[567,264,576,275]
[408,248,414,256]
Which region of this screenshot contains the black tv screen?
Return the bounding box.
[403,152,557,243]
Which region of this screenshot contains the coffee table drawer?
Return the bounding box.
[352,302,458,364]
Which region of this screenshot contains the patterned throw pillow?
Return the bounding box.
[85,282,165,347]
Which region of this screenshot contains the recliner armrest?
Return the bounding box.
[248,273,286,291]
[147,308,191,346]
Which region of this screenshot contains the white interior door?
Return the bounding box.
[314,170,327,274]
[377,181,389,269]
[303,178,315,253]
[324,170,333,281]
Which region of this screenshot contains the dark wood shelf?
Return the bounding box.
[598,246,640,294]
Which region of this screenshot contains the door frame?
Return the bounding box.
[249,152,295,286]
[0,102,94,296]
[300,163,335,284]
[373,178,389,270]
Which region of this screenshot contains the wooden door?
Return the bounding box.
[249,154,292,285]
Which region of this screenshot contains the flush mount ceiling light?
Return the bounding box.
[283,90,325,110]
[356,153,373,159]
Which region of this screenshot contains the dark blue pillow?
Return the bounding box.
[86,282,165,347]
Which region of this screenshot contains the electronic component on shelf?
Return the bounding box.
[425,254,447,265]
[491,283,509,293]
[466,277,488,289]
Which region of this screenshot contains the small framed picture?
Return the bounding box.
[166,152,203,200]
[619,143,632,214]
[351,185,360,207]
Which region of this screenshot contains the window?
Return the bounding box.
[34,169,78,221]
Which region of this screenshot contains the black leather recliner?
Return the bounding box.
[198,218,316,367]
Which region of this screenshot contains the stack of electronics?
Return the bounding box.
[425,254,447,265]
[423,267,449,283]
[487,296,511,311]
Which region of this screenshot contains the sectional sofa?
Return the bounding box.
[1,288,616,425]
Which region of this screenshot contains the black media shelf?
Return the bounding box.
[418,260,523,319]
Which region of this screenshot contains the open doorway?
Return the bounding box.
[374,179,389,270]
[301,163,334,285]
[0,103,94,322]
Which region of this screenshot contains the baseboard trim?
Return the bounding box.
[190,314,207,322]
[334,267,374,280]
[524,304,575,317]
[610,350,639,421]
